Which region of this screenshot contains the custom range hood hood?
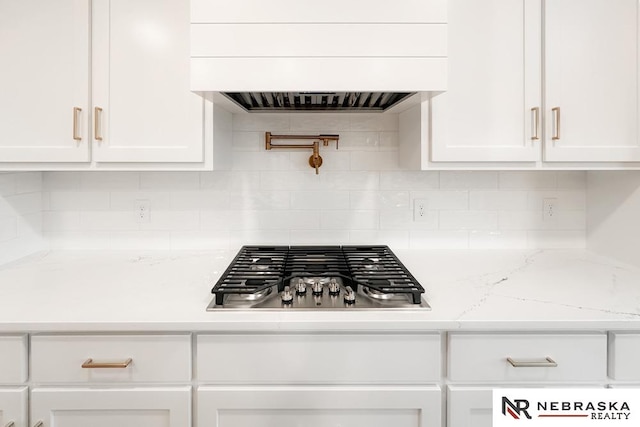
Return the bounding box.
[190,0,448,113]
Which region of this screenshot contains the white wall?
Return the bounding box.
[587,171,640,268]
[40,113,587,251]
[0,172,45,264]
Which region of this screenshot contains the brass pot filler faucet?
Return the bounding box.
[265,132,340,175]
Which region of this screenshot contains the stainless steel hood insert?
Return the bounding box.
[223,92,415,112]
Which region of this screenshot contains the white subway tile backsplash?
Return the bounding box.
[259,171,323,191]
[290,114,350,132]
[49,191,111,211]
[339,131,380,151]
[110,191,173,211]
[291,191,350,210]
[139,172,200,190]
[0,116,579,253]
[350,151,400,171]
[321,171,380,191]
[527,230,586,249]
[349,230,409,249]
[469,230,528,249]
[15,172,42,194]
[439,211,498,230]
[0,216,17,241]
[470,191,528,211]
[439,171,499,189]
[499,171,557,189]
[379,210,438,230]
[229,190,291,210]
[140,211,200,231]
[410,190,468,210]
[409,230,469,249]
[43,211,82,232]
[350,191,409,210]
[233,114,290,131]
[80,211,139,231]
[380,171,439,190]
[320,210,379,230]
[290,230,350,245]
[81,172,140,190]
[232,131,261,151]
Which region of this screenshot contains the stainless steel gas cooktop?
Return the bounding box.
[207,245,430,310]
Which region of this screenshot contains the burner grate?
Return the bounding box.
[342,246,425,304]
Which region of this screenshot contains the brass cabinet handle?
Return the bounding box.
[507,356,557,368]
[33,422,43,427]
[530,107,540,141]
[551,107,561,140]
[82,358,132,369]
[73,107,82,141]
[94,106,103,141]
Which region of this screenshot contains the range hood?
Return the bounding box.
[190,0,448,113]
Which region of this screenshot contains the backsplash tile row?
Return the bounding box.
[0,172,45,264]
[37,114,587,251]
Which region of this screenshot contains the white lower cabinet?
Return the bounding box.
[0,388,27,427]
[197,386,441,427]
[30,387,191,427]
[447,386,493,427]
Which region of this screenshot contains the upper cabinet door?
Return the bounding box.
[431,0,541,162]
[92,0,204,163]
[544,0,640,162]
[0,0,90,162]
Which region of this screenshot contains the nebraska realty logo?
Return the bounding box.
[493,389,640,426]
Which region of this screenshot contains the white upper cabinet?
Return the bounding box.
[544,0,640,162]
[0,0,90,162]
[431,0,541,162]
[92,0,205,163]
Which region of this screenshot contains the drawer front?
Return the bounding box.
[609,332,640,381]
[0,335,27,384]
[449,333,607,383]
[31,334,191,383]
[197,333,441,384]
[191,0,447,23]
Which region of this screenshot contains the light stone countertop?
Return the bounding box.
[0,249,639,332]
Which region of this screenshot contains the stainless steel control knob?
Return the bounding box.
[281,286,293,304]
[328,278,340,295]
[344,286,356,304]
[312,280,323,295]
[296,279,307,295]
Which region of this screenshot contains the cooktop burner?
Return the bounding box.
[207,245,430,310]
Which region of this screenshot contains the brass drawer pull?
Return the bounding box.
[530,107,540,141]
[94,106,103,141]
[82,358,132,369]
[551,107,561,140]
[507,356,557,368]
[73,107,82,141]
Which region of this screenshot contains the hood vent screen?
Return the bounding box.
[222,92,415,112]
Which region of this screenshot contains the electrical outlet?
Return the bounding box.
[135,199,150,223]
[543,198,557,221]
[413,199,428,221]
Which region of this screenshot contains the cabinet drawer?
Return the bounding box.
[448,333,606,383]
[31,334,191,383]
[197,333,441,384]
[0,335,27,383]
[609,332,640,381]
